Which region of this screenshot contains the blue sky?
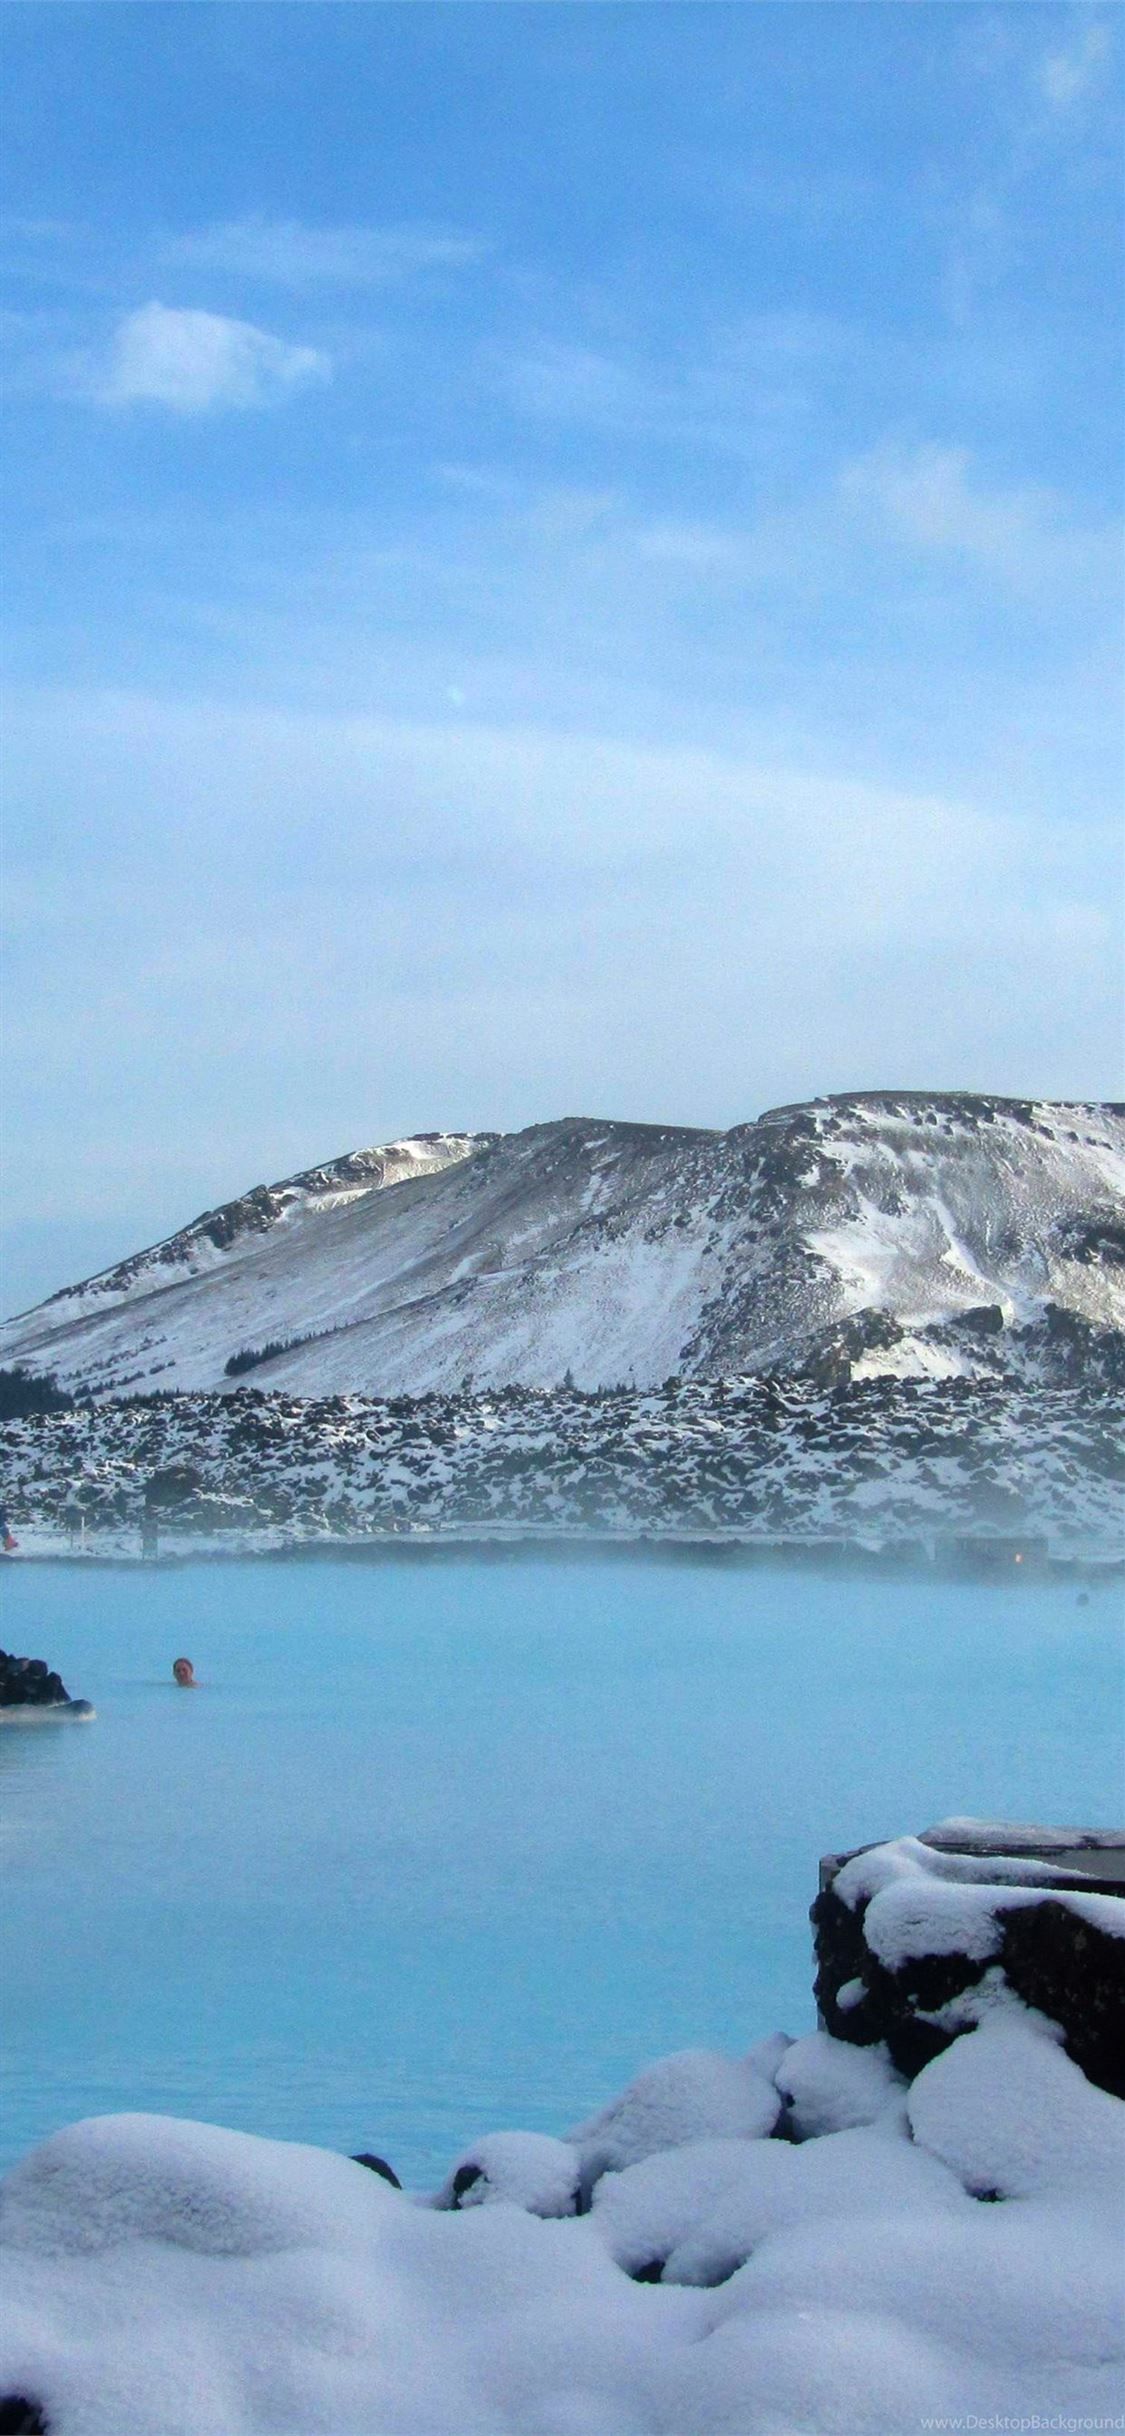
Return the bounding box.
[1,2,1121,1312]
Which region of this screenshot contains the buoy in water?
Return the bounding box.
[172,1657,196,1687]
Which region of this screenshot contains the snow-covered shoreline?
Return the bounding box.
[2,1824,1122,2435]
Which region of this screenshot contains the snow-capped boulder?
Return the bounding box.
[773,2032,905,2138]
[2,1822,1124,2433]
[590,2116,971,2287]
[0,2112,397,2260]
[907,2009,1125,2202]
[813,1823,1125,2094]
[432,2132,580,2216]
[569,2049,780,2200]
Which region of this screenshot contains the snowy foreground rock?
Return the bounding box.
[2,1825,1122,2436]
[814,1821,1125,2095]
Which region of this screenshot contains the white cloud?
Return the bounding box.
[496,313,842,453]
[96,302,330,414]
[1037,19,1111,110]
[635,520,746,571]
[167,215,486,287]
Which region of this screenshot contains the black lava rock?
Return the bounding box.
[449,2164,484,2206]
[350,2153,402,2189]
[0,1649,70,1708]
[142,1465,204,1511]
[0,2400,49,2435]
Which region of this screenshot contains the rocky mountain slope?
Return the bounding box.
[2,1094,1122,1400]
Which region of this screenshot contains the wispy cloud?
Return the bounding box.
[840,441,1116,598]
[93,303,330,413]
[843,443,1035,563]
[499,338,649,427]
[1036,18,1112,112]
[633,520,745,572]
[3,685,1118,1201]
[938,13,1116,321]
[167,216,486,288]
[493,311,842,462]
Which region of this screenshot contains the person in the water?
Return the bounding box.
[172,1657,196,1686]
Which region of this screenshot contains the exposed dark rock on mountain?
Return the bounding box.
[10,1135,489,1330]
[1,1095,1122,1401]
[142,1465,205,1511]
[0,1370,73,1422]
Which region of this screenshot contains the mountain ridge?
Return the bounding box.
[3,1092,1122,1400]
[27,1130,491,1322]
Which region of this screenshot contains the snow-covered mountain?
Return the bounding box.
[3,1094,1122,1400]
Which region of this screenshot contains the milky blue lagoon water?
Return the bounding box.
[1,1555,1121,2185]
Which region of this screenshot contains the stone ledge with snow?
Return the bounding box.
[1,1821,1121,2435]
[813,1819,1125,2094]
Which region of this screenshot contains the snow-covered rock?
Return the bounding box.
[907,2009,1125,2200]
[432,2131,580,2217]
[772,2031,904,2137]
[3,1368,1120,1557]
[2,1820,1123,2431]
[569,2048,780,2199]
[590,2119,970,2286]
[0,2112,387,2261]
[2,2023,1122,2433]
[814,1824,1125,2093]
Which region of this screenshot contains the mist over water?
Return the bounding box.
[1,1555,1120,2185]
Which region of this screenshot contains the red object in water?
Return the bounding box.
[172,1657,196,1686]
